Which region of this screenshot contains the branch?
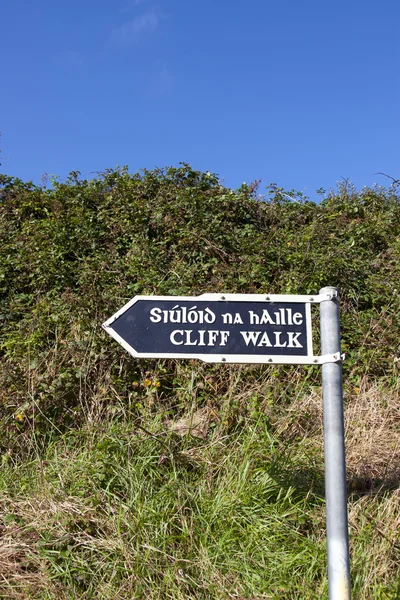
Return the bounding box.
[374,172,400,186]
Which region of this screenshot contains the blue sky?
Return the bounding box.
[1,0,399,199]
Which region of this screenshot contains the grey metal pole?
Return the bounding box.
[319,287,351,599]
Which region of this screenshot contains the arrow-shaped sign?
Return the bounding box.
[103,293,340,364]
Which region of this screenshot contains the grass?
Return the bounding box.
[2,167,400,597]
[1,370,399,599]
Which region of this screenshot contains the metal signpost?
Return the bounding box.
[320,287,351,599]
[103,288,351,599]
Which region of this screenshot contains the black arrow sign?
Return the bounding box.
[103,294,314,364]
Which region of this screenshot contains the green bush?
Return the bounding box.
[1,165,400,441]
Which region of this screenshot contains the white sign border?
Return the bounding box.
[103,293,339,365]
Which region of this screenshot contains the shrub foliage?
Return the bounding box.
[1,165,400,436]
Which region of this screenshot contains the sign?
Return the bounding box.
[103,288,351,596]
[102,293,338,364]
